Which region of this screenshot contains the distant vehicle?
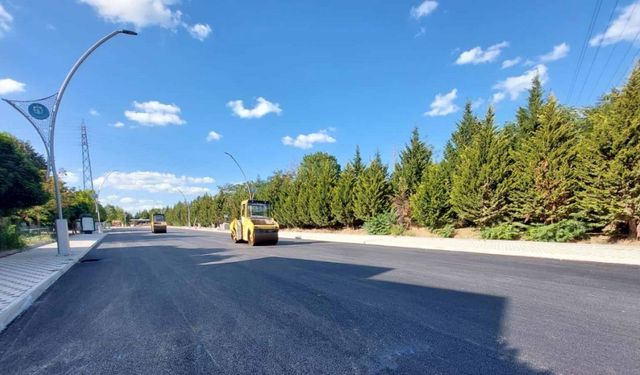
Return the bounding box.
[151,213,167,233]
[230,200,279,245]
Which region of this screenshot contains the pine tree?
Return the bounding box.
[331,148,362,228]
[576,63,640,237]
[392,127,432,196]
[411,162,452,228]
[510,95,579,224]
[516,75,544,136]
[391,127,432,226]
[353,152,391,222]
[449,106,511,226]
[443,101,481,165]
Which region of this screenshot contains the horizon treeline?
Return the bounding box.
[153,64,640,239]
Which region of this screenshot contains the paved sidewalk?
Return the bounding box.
[0,233,105,331]
[176,226,640,266]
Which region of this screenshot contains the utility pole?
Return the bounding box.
[176,188,191,227]
[81,121,94,192]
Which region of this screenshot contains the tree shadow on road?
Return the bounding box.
[0,241,555,374]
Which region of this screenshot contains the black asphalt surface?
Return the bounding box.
[0,228,638,374]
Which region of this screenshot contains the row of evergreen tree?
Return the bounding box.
[161,65,640,239]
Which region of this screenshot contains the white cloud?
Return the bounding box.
[94,171,214,195]
[124,100,185,126]
[112,121,125,128]
[227,97,282,119]
[100,195,164,213]
[410,1,438,19]
[187,23,211,41]
[502,57,522,69]
[425,88,459,117]
[0,78,25,95]
[591,1,640,46]
[492,64,548,103]
[59,170,80,186]
[0,4,13,36]
[282,129,336,149]
[455,41,509,65]
[78,0,182,29]
[539,43,570,63]
[206,130,222,142]
[414,27,426,38]
[471,98,485,110]
[89,108,100,116]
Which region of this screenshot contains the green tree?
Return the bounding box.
[331,148,363,228]
[296,152,340,227]
[442,101,481,166]
[391,128,432,226]
[353,152,391,221]
[515,75,544,136]
[391,127,432,196]
[510,95,579,224]
[0,132,49,215]
[411,162,452,228]
[576,63,640,237]
[450,106,512,226]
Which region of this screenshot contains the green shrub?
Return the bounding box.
[363,212,396,235]
[527,220,589,242]
[389,224,406,236]
[0,224,25,251]
[481,223,527,240]
[433,225,455,238]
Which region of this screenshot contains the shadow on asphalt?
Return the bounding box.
[0,234,553,375]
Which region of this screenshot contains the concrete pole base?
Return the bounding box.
[55,219,70,256]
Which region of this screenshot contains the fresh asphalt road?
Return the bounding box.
[0,229,638,374]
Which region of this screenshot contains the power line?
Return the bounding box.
[566,0,604,103]
[577,0,620,103]
[605,27,640,90]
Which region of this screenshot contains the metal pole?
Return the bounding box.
[49,29,137,255]
[224,152,253,200]
[93,171,116,233]
[176,189,191,227]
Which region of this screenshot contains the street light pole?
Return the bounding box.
[3,29,137,256]
[50,29,137,252]
[93,170,116,233]
[176,188,191,227]
[224,152,253,200]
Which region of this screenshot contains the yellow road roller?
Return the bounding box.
[230,200,279,245]
[151,213,167,233]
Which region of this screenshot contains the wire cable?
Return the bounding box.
[566,0,604,103]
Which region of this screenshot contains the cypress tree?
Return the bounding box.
[353,152,391,222]
[449,106,511,226]
[391,127,432,226]
[391,127,432,196]
[331,148,362,228]
[510,95,579,224]
[296,152,340,227]
[576,63,640,237]
[411,162,452,228]
[443,101,481,165]
[516,75,544,136]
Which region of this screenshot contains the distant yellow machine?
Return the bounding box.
[151,213,167,233]
[230,200,279,246]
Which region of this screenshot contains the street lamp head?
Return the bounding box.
[121,29,138,36]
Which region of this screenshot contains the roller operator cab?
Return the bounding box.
[151,213,167,233]
[230,200,279,246]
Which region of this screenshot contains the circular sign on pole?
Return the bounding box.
[28,103,50,120]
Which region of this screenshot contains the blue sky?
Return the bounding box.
[1,0,639,212]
